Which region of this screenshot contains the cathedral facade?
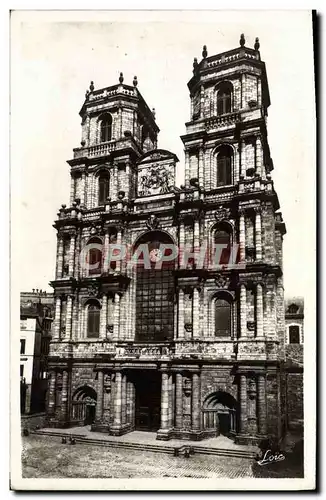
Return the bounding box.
[47,35,287,445]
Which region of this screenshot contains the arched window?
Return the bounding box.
[134,231,175,342]
[98,171,110,205]
[214,297,231,337]
[288,303,299,314]
[289,325,300,344]
[213,223,232,266]
[100,114,112,143]
[87,301,100,338]
[87,237,103,276]
[216,82,232,115]
[216,146,233,187]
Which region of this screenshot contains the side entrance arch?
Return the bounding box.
[71,385,97,426]
[202,391,238,437]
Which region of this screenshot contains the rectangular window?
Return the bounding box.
[20,365,24,377]
[289,325,300,344]
[20,339,26,355]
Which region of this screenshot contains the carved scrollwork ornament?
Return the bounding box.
[214,205,229,221]
[215,274,230,289]
[87,283,100,298]
[146,214,159,230]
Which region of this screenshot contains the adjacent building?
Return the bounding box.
[20,290,54,414]
[47,35,287,445]
[284,297,304,431]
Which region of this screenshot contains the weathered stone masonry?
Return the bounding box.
[47,35,288,445]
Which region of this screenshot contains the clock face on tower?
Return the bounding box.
[149,248,163,263]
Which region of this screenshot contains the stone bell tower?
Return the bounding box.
[178,34,287,444]
[69,72,159,208]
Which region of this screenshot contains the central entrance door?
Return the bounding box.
[134,371,161,431]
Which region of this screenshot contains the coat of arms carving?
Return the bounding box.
[215,274,229,288]
[138,164,174,196]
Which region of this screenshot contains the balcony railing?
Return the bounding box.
[206,47,259,69]
[73,141,116,159]
[205,112,240,131]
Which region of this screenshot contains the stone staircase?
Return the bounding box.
[31,428,257,460]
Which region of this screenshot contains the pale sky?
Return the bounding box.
[11,10,315,298]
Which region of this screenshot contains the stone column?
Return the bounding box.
[113,293,120,341]
[256,283,264,338]
[168,374,174,428]
[116,228,122,273]
[68,234,75,277]
[64,295,73,340]
[80,171,86,206]
[192,288,200,339]
[70,175,75,206]
[255,208,262,261]
[95,371,104,422]
[126,381,133,426]
[234,144,240,182]
[125,161,130,198]
[239,210,246,263]
[241,73,246,108]
[103,230,110,274]
[190,94,194,119]
[257,374,267,435]
[255,137,262,177]
[179,220,185,269]
[200,85,204,119]
[121,373,127,425]
[56,236,64,279]
[74,231,81,279]
[178,288,184,339]
[198,147,204,187]
[240,139,246,179]
[71,297,78,341]
[257,79,262,106]
[111,163,118,201]
[47,371,56,415]
[100,294,107,340]
[60,370,69,423]
[240,284,247,338]
[160,371,170,431]
[113,371,122,427]
[192,372,201,431]
[193,218,200,269]
[184,151,190,188]
[239,374,247,433]
[53,296,61,340]
[86,115,90,147]
[175,373,183,429]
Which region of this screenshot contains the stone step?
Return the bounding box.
[31,429,256,460]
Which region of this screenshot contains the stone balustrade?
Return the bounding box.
[206,47,259,68]
[205,112,240,131]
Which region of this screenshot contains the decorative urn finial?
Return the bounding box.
[152,108,156,119]
[133,75,138,87]
[254,37,260,51]
[193,57,198,74]
[240,33,245,47]
[85,89,89,99]
[202,45,208,59]
[119,72,124,84]
[89,81,94,92]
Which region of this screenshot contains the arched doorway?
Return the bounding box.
[71,385,97,426]
[202,391,238,437]
[134,230,175,342]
